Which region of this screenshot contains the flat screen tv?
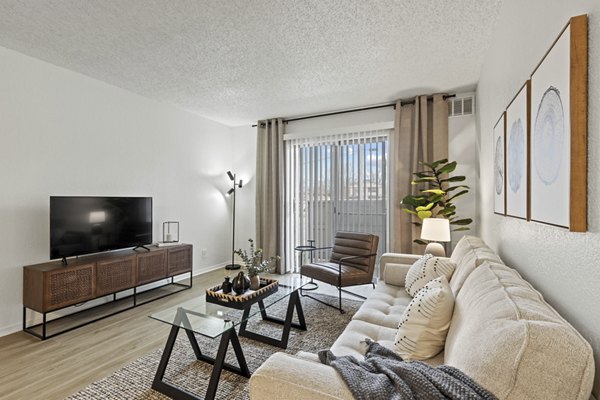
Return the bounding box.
[50,196,153,260]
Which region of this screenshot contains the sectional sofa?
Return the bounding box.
[249,235,595,399]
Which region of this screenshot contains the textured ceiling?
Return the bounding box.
[0,0,503,126]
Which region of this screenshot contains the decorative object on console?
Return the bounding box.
[529,15,587,232]
[420,217,451,256]
[394,275,455,361]
[493,113,506,216]
[401,158,472,245]
[505,82,530,220]
[162,221,179,243]
[234,238,279,290]
[226,170,244,270]
[232,271,251,295]
[405,252,455,297]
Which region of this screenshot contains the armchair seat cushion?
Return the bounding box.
[301,262,373,286]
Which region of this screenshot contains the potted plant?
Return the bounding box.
[234,239,279,290]
[401,158,472,245]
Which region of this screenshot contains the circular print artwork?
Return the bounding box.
[494,136,504,195]
[507,118,525,193]
[534,86,565,186]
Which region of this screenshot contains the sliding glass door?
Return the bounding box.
[285,129,390,272]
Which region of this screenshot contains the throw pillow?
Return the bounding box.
[394,275,455,361]
[405,254,456,297]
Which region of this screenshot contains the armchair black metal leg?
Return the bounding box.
[301,291,346,313]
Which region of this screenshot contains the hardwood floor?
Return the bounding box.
[0,269,226,400]
[0,269,372,400]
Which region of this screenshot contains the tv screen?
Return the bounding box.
[50,196,153,260]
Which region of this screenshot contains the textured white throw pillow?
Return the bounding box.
[394,276,455,361]
[405,254,456,297]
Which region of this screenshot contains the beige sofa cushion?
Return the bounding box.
[379,252,421,280]
[395,276,454,361]
[444,262,594,400]
[449,235,504,295]
[330,319,397,359]
[352,281,411,328]
[249,352,354,400]
[405,254,456,296]
[383,263,411,286]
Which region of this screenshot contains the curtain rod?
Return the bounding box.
[252,94,456,127]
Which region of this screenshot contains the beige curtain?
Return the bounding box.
[390,94,448,254]
[255,118,286,273]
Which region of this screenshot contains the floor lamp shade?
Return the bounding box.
[420,218,450,256]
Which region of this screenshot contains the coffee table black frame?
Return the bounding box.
[150,280,307,400]
[238,289,306,349]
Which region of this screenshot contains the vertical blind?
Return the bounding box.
[284,129,391,272]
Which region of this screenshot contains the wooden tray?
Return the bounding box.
[206,278,279,309]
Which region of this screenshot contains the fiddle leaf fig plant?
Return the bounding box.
[401,158,472,245]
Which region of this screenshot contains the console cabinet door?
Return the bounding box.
[96,256,136,296]
[45,263,95,311]
[168,246,192,276]
[137,250,167,285]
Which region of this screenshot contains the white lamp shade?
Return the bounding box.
[420,218,450,242]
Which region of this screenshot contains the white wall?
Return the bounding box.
[0,46,234,336]
[448,95,478,244]
[231,125,257,252]
[476,0,599,396]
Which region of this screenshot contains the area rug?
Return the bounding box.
[67,294,361,399]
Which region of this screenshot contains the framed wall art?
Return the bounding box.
[493,112,506,216]
[505,81,530,220]
[529,15,587,231]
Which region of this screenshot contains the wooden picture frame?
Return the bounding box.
[529,14,587,231]
[505,81,530,220]
[493,112,506,216]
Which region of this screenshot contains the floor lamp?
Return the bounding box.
[225,171,243,270]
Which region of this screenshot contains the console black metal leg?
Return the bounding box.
[238,291,306,349]
[42,313,47,339]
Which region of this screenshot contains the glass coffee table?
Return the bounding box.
[149,274,309,400]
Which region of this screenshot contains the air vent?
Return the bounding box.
[448,96,475,117]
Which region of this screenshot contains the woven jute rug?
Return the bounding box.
[67,294,361,399]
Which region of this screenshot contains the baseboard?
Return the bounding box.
[0,260,231,338]
[190,260,230,277]
[0,321,23,337]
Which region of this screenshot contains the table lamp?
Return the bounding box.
[420,217,451,256]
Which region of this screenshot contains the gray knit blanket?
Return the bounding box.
[318,339,498,400]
